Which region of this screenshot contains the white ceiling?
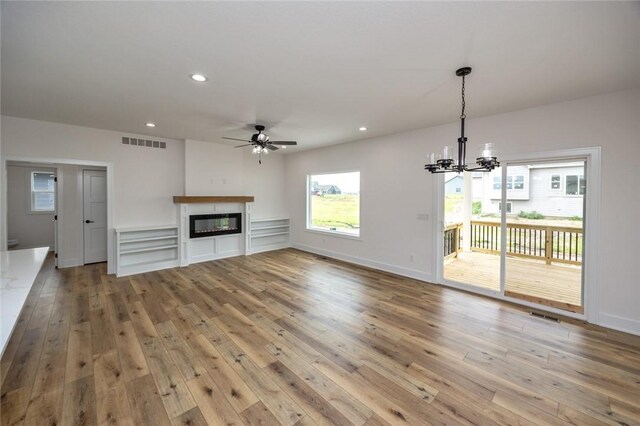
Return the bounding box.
[2,2,639,152]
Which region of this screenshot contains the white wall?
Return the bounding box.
[6,164,56,250]
[286,89,640,335]
[185,139,245,196]
[1,116,186,272]
[184,139,288,220]
[1,116,185,228]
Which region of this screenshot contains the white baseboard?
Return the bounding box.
[598,313,640,336]
[291,242,433,283]
[57,258,82,268]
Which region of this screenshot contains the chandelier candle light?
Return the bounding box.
[425,67,499,174]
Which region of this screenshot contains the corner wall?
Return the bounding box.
[285,89,640,335]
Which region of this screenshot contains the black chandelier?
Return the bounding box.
[425,67,499,174]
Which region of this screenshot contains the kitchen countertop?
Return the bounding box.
[1,247,49,356]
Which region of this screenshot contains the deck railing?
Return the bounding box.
[444,223,462,259]
[445,221,582,265]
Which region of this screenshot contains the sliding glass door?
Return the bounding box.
[440,157,586,314]
[503,160,585,313]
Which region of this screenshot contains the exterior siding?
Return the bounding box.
[480,165,584,217]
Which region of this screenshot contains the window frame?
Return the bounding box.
[28,170,56,214]
[513,175,525,190]
[565,174,585,196]
[498,201,512,213]
[306,170,361,239]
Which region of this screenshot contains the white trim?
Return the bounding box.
[433,172,444,285]
[305,227,361,240]
[599,313,640,336]
[292,242,433,283]
[1,155,115,274]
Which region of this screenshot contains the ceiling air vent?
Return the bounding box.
[122,137,166,149]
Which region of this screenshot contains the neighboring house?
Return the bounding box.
[445,175,463,195]
[478,163,585,217]
[444,173,484,201]
[317,184,341,195]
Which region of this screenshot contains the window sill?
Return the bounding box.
[305,227,361,241]
[27,210,55,215]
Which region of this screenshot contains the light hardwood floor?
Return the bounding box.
[2,249,639,425]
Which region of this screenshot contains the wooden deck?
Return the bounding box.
[444,251,583,312]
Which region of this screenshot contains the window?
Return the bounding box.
[513,176,525,190]
[551,174,561,189]
[495,175,524,191]
[30,171,55,213]
[566,175,585,196]
[493,176,501,190]
[307,171,360,237]
[498,202,512,213]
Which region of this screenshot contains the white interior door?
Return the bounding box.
[83,170,107,264]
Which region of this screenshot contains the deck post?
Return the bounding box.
[545,226,553,264]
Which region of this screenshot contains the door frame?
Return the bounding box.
[1,155,115,274]
[435,147,601,324]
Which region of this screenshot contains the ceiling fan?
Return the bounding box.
[223,125,297,164]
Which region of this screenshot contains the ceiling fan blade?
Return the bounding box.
[270,141,297,145]
[223,137,252,142]
[265,144,279,151]
[234,144,253,148]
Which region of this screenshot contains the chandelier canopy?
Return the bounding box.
[425,67,499,174]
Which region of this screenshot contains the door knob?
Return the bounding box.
[85,220,94,224]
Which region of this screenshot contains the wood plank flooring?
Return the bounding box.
[2,248,640,425]
[444,251,582,309]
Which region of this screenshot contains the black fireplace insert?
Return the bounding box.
[189,213,242,238]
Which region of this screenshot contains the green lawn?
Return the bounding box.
[310,194,360,232]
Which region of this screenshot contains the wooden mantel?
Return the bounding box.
[173,196,254,204]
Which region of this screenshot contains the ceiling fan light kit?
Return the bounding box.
[425,67,500,174]
[223,125,298,164]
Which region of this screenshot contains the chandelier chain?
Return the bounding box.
[460,75,466,120]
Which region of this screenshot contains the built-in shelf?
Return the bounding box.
[120,244,179,255]
[173,196,255,204]
[252,232,289,238]
[116,225,179,276]
[120,235,178,244]
[249,218,290,254]
[251,224,289,231]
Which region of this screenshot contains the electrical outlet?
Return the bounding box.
[417,213,429,221]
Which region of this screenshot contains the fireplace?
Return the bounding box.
[189,213,242,238]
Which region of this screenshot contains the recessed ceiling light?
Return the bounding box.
[359,126,367,131]
[280,146,287,149]
[145,122,156,127]
[190,74,208,82]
